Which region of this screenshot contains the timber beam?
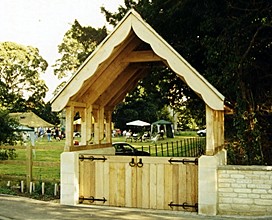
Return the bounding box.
[123,50,163,62]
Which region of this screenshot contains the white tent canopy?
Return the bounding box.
[126,120,150,127]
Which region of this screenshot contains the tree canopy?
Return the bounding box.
[100,0,272,165]
[0,41,59,125]
[0,42,48,111]
[53,20,107,79]
[52,0,272,164]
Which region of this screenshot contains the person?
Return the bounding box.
[160,126,164,139]
[55,127,60,141]
[125,130,132,141]
[46,128,52,142]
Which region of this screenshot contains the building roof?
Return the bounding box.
[51,9,224,112]
[9,112,54,128]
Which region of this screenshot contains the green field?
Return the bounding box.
[0,131,199,182]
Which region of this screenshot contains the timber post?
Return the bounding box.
[26,143,32,191]
[65,106,74,151]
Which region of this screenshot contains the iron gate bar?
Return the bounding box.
[168,202,198,211]
[79,155,107,162]
[79,196,107,204]
[168,158,198,165]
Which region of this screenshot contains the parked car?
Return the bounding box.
[73,131,81,137]
[197,129,206,137]
[112,142,150,156]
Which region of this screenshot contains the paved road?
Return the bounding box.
[1,194,272,220]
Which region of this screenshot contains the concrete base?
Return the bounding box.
[198,150,227,216]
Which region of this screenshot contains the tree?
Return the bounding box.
[102,0,272,164]
[0,109,20,145]
[0,42,48,111]
[53,20,107,79]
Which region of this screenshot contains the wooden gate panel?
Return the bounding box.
[79,160,95,199]
[79,155,198,211]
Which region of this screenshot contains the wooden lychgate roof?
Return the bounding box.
[51,9,224,112]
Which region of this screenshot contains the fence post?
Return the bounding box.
[26,144,32,191]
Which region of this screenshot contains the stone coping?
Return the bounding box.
[218,165,272,171]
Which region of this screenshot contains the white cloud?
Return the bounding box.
[0,0,124,101]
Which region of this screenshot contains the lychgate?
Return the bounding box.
[51,9,227,216]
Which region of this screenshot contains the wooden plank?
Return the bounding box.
[185,164,198,211]
[79,160,95,202]
[0,160,26,165]
[103,157,110,205]
[107,68,148,107]
[141,161,150,208]
[123,50,163,62]
[178,163,187,210]
[0,145,63,150]
[65,106,74,151]
[164,164,172,210]
[117,162,126,206]
[95,65,140,106]
[79,160,84,197]
[125,158,133,207]
[149,163,157,209]
[131,159,137,208]
[156,163,164,209]
[206,105,224,155]
[108,160,117,206]
[172,164,179,211]
[78,35,143,104]
[72,32,140,102]
[95,160,104,202]
[67,101,87,108]
[0,160,60,167]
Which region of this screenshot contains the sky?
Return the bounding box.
[0,0,124,101]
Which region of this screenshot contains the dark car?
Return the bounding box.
[112,142,150,156]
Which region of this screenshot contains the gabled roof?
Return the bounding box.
[51,9,224,112]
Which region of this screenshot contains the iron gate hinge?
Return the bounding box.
[168,158,198,165]
[79,196,107,204]
[79,155,107,162]
[168,201,198,211]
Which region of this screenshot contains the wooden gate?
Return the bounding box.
[79,155,198,212]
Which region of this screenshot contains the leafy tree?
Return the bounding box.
[102,0,272,164]
[0,109,21,145]
[53,20,107,79]
[0,42,48,111]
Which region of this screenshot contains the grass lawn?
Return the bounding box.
[0,131,199,182]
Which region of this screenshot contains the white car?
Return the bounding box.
[197,129,206,137]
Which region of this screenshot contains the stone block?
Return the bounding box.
[231,203,251,210]
[233,188,251,193]
[248,193,260,199]
[252,189,267,194]
[218,182,230,188]
[218,197,233,204]
[261,194,272,199]
[230,174,245,179]
[231,183,247,188]
[255,199,272,206]
[218,187,233,193]
[236,178,252,184]
[232,198,253,204]
[248,184,270,189]
[219,192,237,198]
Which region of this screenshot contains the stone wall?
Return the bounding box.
[218,165,272,216]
